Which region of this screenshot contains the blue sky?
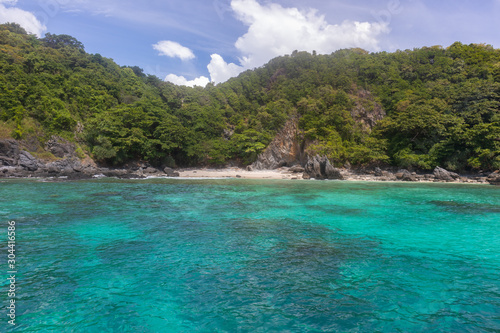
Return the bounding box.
[1,0,500,86]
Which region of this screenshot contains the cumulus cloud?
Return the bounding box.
[0,1,46,37]
[167,0,389,85]
[153,40,195,60]
[207,54,244,84]
[165,74,210,88]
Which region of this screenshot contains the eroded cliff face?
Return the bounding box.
[251,116,306,170]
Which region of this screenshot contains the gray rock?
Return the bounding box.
[0,139,19,166]
[246,165,254,171]
[305,155,343,180]
[487,171,500,185]
[433,167,459,181]
[305,155,322,179]
[45,137,76,158]
[395,169,416,182]
[324,161,343,180]
[164,167,179,177]
[251,116,304,170]
[19,151,38,171]
[289,165,305,173]
[144,167,158,174]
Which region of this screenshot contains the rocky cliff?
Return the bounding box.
[251,116,305,170]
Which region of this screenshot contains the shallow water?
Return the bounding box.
[1,179,499,332]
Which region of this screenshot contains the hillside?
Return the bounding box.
[1,23,499,172]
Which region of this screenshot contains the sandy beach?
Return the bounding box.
[174,166,496,184]
[175,167,492,184]
[178,167,304,180]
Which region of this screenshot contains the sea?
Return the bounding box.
[1,178,499,332]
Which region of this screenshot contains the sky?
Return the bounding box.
[1,0,500,87]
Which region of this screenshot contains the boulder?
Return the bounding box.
[289,165,305,173]
[305,155,322,179]
[487,171,500,185]
[164,167,180,177]
[433,167,459,181]
[144,167,158,174]
[305,155,343,180]
[395,169,416,182]
[0,139,19,166]
[324,161,343,180]
[19,151,38,171]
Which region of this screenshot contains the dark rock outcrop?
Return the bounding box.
[304,155,343,180]
[433,167,459,182]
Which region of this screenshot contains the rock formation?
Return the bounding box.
[304,155,343,180]
[433,167,460,182]
[251,116,305,170]
[395,169,417,182]
[487,171,500,185]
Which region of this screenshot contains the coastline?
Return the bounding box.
[176,167,495,184]
[1,163,498,185]
[1,139,498,185]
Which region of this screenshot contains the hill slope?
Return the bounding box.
[1,23,499,172]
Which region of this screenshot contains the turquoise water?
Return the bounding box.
[1,179,499,332]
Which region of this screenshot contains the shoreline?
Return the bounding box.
[1,166,498,185]
[177,167,493,184]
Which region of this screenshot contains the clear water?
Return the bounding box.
[1,179,499,332]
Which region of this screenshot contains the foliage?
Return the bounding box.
[1,23,499,171]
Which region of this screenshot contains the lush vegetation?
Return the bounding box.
[1,23,499,171]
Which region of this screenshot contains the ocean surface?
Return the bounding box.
[1,178,499,332]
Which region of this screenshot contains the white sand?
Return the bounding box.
[178,167,303,180]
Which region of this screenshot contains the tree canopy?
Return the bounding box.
[0,23,499,171]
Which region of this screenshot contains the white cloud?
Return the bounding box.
[207,54,244,84]
[165,74,210,88]
[205,0,389,84]
[153,40,195,60]
[0,2,46,37]
[232,0,388,69]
